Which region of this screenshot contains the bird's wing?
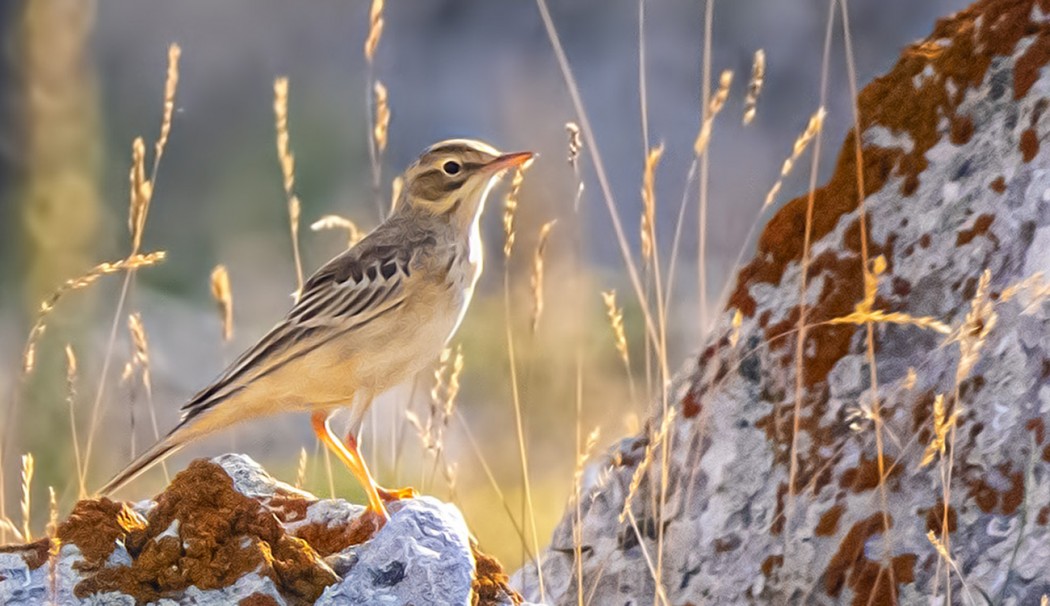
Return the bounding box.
[180,235,416,421]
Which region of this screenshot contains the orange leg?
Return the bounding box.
[343,429,418,502]
[311,411,388,519]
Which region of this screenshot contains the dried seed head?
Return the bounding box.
[530,221,557,334]
[764,107,825,209]
[693,70,733,157]
[640,144,664,261]
[565,122,582,168]
[210,265,234,342]
[156,44,181,161]
[364,0,385,62]
[311,215,363,248]
[602,290,629,370]
[373,81,390,155]
[20,453,34,542]
[743,49,765,126]
[273,78,295,197]
[503,165,530,258]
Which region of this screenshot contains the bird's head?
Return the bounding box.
[397,138,534,226]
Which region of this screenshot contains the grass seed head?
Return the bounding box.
[530,220,557,334]
[640,144,664,262]
[210,265,234,342]
[693,70,733,157]
[311,215,363,248]
[373,81,390,155]
[763,107,825,209]
[743,49,765,125]
[364,0,385,62]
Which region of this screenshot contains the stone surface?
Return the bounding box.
[517,0,1050,603]
[0,454,525,605]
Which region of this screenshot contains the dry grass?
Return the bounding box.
[4,6,1042,606]
[743,49,765,126]
[20,454,33,542]
[209,265,234,343]
[763,107,826,209]
[273,77,305,299]
[530,221,557,335]
[22,252,166,375]
[311,214,363,247]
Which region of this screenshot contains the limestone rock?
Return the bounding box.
[517,0,1050,603]
[0,454,525,605]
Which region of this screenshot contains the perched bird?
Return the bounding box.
[99,139,534,519]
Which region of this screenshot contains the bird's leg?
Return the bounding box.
[311,410,388,519]
[342,429,419,502]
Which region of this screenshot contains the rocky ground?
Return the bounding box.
[0,454,524,606]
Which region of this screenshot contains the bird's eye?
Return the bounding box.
[442,160,461,175]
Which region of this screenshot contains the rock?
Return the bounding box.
[0,454,527,605]
[516,0,1050,603]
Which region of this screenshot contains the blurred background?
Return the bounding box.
[0,0,969,567]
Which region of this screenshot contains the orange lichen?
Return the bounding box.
[965,465,1025,514]
[292,510,382,557]
[70,460,338,604]
[956,214,996,247]
[840,455,901,493]
[949,114,975,144]
[239,594,281,606]
[681,391,702,419]
[923,501,958,535]
[731,0,1050,317]
[1020,128,1040,162]
[471,542,523,606]
[824,514,912,605]
[815,504,845,537]
[761,554,784,577]
[0,538,50,570]
[57,498,144,572]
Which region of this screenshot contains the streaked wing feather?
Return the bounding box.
[180,239,414,420]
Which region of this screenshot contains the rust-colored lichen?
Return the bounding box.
[57,498,145,572]
[292,510,382,557]
[0,538,51,570]
[824,514,912,605]
[949,114,975,144]
[730,0,1050,322]
[761,554,784,577]
[815,504,845,537]
[1020,128,1040,162]
[956,214,996,247]
[681,390,702,419]
[239,593,281,606]
[471,542,523,606]
[923,501,958,535]
[840,455,901,493]
[71,460,338,605]
[965,464,1025,515]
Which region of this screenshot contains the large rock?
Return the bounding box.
[0,454,526,605]
[517,0,1050,603]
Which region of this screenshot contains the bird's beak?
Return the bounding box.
[483,151,536,173]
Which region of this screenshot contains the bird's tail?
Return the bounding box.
[96,429,187,497]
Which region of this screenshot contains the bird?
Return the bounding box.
[98,138,535,520]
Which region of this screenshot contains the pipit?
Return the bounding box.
[99,139,534,519]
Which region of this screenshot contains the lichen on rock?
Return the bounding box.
[0,454,527,606]
[517,0,1050,603]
